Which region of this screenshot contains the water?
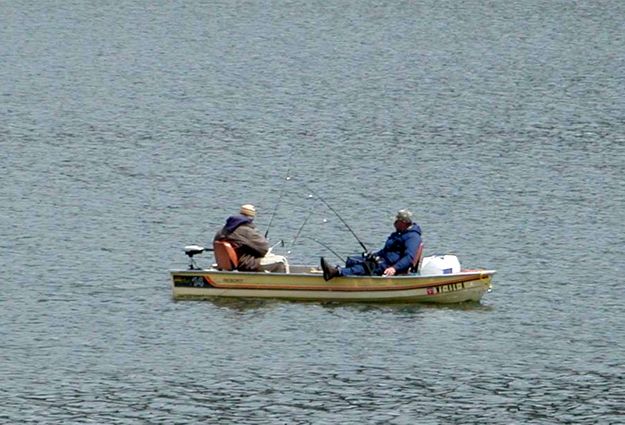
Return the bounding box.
[1,1,624,423]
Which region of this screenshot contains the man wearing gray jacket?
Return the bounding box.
[214,204,286,273]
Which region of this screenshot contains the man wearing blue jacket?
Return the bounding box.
[320,209,422,281]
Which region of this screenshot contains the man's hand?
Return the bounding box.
[383,266,396,277]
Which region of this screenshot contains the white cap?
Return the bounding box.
[240,204,256,217]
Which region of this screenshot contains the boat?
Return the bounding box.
[169,243,495,304]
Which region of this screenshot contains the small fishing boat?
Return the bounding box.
[169,244,495,304]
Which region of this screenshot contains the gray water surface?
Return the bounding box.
[1,1,624,423]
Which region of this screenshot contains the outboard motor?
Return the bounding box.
[184,245,205,270]
[420,255,461,275]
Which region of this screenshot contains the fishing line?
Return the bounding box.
[287,203,318,254]
[301,182,370,253]
[305,237,345,263]
[264,162,292,239]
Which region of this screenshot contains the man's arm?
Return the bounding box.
[236,226,269,257]
[384,234,419,275]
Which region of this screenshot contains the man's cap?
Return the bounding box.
[240,204,257,217]
[395,209,413,223]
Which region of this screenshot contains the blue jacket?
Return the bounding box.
[376,224,422,273]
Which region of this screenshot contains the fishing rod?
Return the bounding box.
[267,239,285,254]
[306,237,345,263]
[264,163,292,239]
[303,183,370,253]
[287,205,317,254]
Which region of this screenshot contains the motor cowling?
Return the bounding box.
[420,255,461,275]
[184,245,205,257]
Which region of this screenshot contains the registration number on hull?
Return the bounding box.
[427,282,465,295]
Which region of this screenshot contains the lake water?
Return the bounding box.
[1,1,624,423]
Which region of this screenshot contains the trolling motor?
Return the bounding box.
[184,245,206,270]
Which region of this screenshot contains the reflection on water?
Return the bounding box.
[176,297,288,312]
[320,299,494,313]
[173,293,496,313]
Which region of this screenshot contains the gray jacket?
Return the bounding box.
[213,214,268,271]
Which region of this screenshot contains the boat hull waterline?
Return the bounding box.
[170,267,495,303]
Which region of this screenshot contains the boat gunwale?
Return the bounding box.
[170,268,496,279]
[170,268,495,292]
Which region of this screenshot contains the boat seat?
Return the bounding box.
[393,241,424,275]
[213,240,239,271]
[409,241,424,273]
